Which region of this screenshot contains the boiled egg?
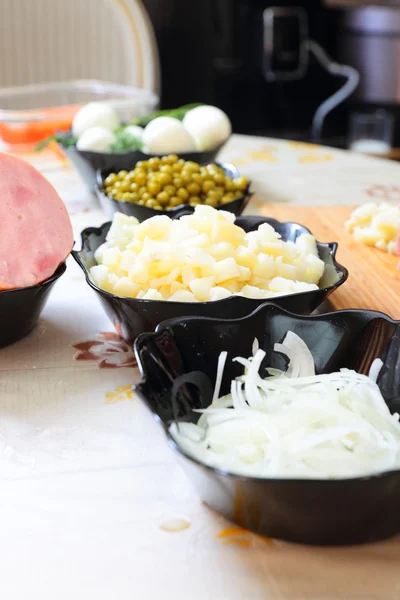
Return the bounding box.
[142,117,196,154]
[76,127,116,152]
[183,105,231,151]
[72,102,120,138]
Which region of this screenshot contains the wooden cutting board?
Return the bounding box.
[258,204,400,320]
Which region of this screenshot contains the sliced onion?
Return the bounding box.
[169,332,400,479]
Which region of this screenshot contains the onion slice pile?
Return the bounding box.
[169,333,400,479]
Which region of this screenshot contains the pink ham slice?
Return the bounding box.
[0,153,73,290]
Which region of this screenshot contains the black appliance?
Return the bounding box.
[142,0,348,143]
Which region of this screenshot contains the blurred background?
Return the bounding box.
[1,0,400,157]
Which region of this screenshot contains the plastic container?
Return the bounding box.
[0,80,158,148]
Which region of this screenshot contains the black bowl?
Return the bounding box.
[72,215,348,346]
[0,262,66,348]
[95,162,252,220]
[64,142,226,191]
[134,302,400,546]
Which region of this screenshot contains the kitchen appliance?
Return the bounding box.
[338,6,400,149]
[142,0,355,143]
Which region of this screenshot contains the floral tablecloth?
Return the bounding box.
[1,136,400,600]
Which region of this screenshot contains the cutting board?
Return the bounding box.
[257,204,400,319]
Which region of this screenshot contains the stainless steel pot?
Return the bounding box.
[339,6,400,104]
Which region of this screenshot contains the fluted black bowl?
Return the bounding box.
[95,162,252,220]
[64,142,226,191]
[72,215,348,345]
[0,262,66,348]
[134,302,400,546]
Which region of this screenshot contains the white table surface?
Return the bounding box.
[1,136,400,600]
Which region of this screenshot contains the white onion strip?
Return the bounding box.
[169,333,400,479]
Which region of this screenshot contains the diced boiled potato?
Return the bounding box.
[134,215,171,241]
[211,221,245,246]
[346,201,400,255]
[119,250,138,274]
[237,265,251,282]
[113,277,140,298]
[296,233,318,257]
[276,262,298,281]
[92,205,325,304]
[248,276,270,290]
[190,276,216,301]
[269,277,295,293]
[375,239,388,251]
[94,242,109,265]
[213,257,240,283]
[236,246,257,270]
[169,290,198,302]
[304,255,325,284]
[102,247,122,269]
[353,227,382,246]
[90,264,109,288]
[253,252,276,279]
[129,261,151,284]
[209,286,232,301]
[143,288,164,300]
[240,285,269,299]
[208,242,236,261]
[182,265,200,287]
[220,278,241,294]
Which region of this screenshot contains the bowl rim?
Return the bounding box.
[0,261,67,295]
[72,215,348,306]
[94,161,253,216]
[134,301,400,485]
[63,139,228,158]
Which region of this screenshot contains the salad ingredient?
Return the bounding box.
[76,127,117,152]
[90,205,324,301]
[183,105,232,151]
[169,333,400,479]
[103,156,248,209]
[345,202,400,255]
[72,102,119,138]
[142,117,196,154]
[0,153,73,290]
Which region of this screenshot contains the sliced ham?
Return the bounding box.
[0,153,73,290]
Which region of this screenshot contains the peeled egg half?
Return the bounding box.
[72,102,120,138]
[183,105,231,151]
[142,117,196,154]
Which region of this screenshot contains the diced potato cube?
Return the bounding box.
[135,215,171,240]
[190,276,216,301]
[209,286,232,301]
[240,285,269,299]
[296,233,319,257]
[213,257,240,283]
[90,264,109,288]
[269,277,295,293]
[113,277,140,298]
[237,265,251,282]
[208,242,236,261]
[220,279,241,294]
[276,262,297,281]
[143,288,164,300]
[211,221,245,246]
[236,246,257,269]
[182,266,200,287]
[168,290,198,302]
[94,242,109,265]
[253,252,276,278]
[119,250,137,274]
[129,261,150,284]
[102,247,122,269]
